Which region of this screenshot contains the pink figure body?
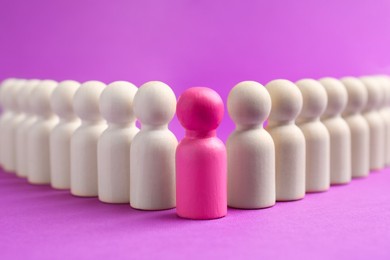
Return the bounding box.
[176,87,227,220]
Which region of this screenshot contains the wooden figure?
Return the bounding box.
[27,80,59,184]
[16,80,41,177]
[360,76,385,171]
[176,87,226,219]
[98,81,139,203]
[296,79,330,192]
[15,79,40,177]
[50,80,81,189]
[0,78,17,168]
[2,79,26,173]
[227,81,275,209]
[341,77,369,178]
[266,79,305,201]
[130,81,177,210]
[377,76,390,167]
[319,77,351,185]
[71,81,106,197]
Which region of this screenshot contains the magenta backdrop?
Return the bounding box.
[1,1,390,259]
[2,0,390,140]
[2,167,390,259]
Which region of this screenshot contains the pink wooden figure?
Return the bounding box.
[176,87,227,220]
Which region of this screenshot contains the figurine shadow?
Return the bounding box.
[0,170,182,225]
[0,170,289,226]
[3,167,382,226]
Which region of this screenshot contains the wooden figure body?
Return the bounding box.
[2,79,26,173]
[98,81,139,203]
[227,81,275,209]
[0,78,16,168]
[130,81,177,210]
[27,80,59,184]
[15,79,40,177]
[296,79,330,192]
[266,79,305,201]
[71,81,106,197]
[319,77,351,185]
[377,76,390,167]
[50,80,81,189]
[176,87,226,219]
[360,76,385,171]
[341,77,369,178]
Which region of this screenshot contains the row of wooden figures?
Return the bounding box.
[0,76,389,220]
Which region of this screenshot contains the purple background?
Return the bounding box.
[1,0,390,259]
[2,0,390,140]
[1,168,390,259]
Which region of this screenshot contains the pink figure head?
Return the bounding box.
[177,87,224,135]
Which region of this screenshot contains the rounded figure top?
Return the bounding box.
[30,80,58,117]
[177,87,224,133]
[0,78,17,109]
[296,79,328,121]
[228,81,271,127]
[319,77,348,118]
[9,79,27,112]
[376,76,390,107]
[265,79,302,123]
[51,80,80,120]
[18,79,40,113]
[73,80,106,122]
[340,77,368,116]
[360,76,383,112]
[100,81,138,125]
[384,76,390,106]
[134,81,176,126]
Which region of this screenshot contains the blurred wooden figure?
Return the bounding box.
[98,81,138,203]
[266,79,305,201]
[27,80,59,184]
[16,79,40,177]
[377,76,390,167]
[71,81,106,197]
[360,76,385,171]
[319,77,351,185]
[50,80,81,189]
[17,81,41,177]
[296,79,330,192]
[2,79,26,173]
[341,77,370,178]
[0,78,17,168]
